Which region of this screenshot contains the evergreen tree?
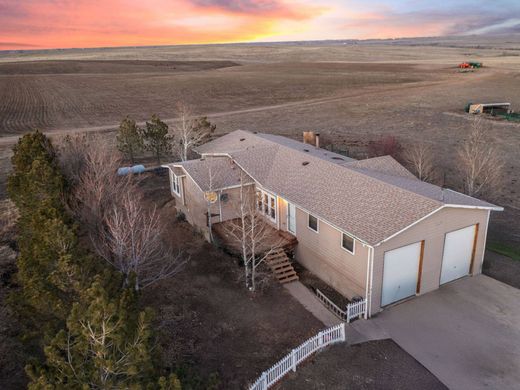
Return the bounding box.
[117,117,143,165]
[7,131,103,341]
[27,277,181,389]
[142,115,172,164]
[8,131,64,213]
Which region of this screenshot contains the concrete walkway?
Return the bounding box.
[284,281,385,344]
[284,281,341,327]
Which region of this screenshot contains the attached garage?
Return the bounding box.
[381,241,423,306]
[440,224,478,285]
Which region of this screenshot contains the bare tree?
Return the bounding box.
[95,191,186,290]
[458,117,503,197]
[224,174,282,291]
[173,102,216,161]
[71,136,133,232]
[404,141,436,182]
[0,199,18,244]
[55,133,90,186]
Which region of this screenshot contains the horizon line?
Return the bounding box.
[0,32,501,54]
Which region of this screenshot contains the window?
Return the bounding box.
[170,171,180,196]
[308,214,318,232]
[257,189,277,222]
[341,233,355,254]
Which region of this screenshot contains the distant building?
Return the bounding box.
[468,102,511,115]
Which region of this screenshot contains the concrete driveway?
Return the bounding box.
[352,275,520,390]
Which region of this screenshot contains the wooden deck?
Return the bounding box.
[213,218,298,258]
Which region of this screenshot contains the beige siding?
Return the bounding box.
[175,175,209,236]
[171,170,255,240]
[370,207,489,315]
[293,206,369,299]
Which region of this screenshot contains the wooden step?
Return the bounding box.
[271,262,292,271]
[266,256,288,265]
[275,268,297,278]
[278,274,299,284]
[268,258,291,268]
[272,265,294,275]
[266,252,286,260]
[264,249,299,285]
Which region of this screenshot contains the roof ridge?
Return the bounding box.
[347,165,448,206]
[245,131,444,207]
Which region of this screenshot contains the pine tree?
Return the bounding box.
[142,115,172,165]
[8,131,64,213]
[7,131,102,341]
[117,117,143,165]
[27,277,180,389]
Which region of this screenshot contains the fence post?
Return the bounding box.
[341,323,346,341]
[318,331,323,346]
[291,349,297,372]
[261,372,267,390]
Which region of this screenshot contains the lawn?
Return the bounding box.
[487,241,520,261]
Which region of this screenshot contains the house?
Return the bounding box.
[163,130,502,316]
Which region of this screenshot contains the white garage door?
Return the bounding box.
[382,242,422,306]
[440,225,476,285]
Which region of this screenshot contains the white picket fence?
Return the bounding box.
[248,323,346,390]
[315,288,367,323]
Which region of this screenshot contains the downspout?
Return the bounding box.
[368,246,374,317]
[218,190,223,222]
[479,209,491,274]
[277,197,281,230]
[364,246,370,320]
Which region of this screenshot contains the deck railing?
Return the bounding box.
[315,288,367,323]
[248,323,346,390]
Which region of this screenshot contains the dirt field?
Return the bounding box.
[0,60,439,135]
[280,339,447,390]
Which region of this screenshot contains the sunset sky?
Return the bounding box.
[1,0,519,50]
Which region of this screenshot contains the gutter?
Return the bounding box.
[374,204,503,248]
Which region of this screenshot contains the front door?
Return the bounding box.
[287,203,296,234]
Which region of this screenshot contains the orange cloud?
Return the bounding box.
[0,0,323,49]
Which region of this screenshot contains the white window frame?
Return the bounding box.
[170,170,181,196]
[257,189,277,222]
[308,213,319,233]
[340,232,355,255]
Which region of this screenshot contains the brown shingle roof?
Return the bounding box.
[195,130,502,245]
[167,157,253,192]
[341,156,417,179]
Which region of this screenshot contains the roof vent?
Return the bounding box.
[332,156,344,161]
[240,138,246,141]
[303,149,309,152]
[302,161,310,166]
